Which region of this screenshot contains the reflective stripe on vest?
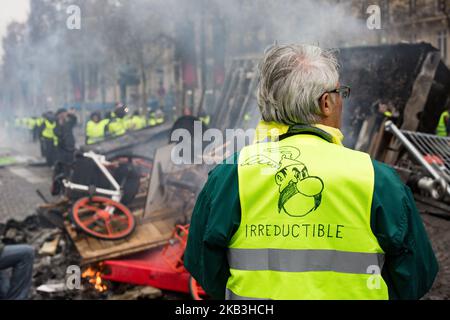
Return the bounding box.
[436,111,449,137]
[228,248,384,274]
[227,130,388,300]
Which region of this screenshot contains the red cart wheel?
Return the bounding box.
[189,276,207,300]
[72,196,136,240]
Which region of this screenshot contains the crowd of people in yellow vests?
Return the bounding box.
[85,104,166,145]
[12,103,169,167]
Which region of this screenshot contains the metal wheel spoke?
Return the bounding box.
[105,220,114,235]
[81,215,101,227]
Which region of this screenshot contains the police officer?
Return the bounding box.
[155,108,165,125]
[129,110,147,131]
[35,116,44,143]
[105,104,128,137]
[147,108,157,127]
[85,112,106,145]
[41,111,57,166]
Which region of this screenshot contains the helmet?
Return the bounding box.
[90,112,101,121]
[114,104,129,119]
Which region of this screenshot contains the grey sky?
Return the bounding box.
[0,0,30,61]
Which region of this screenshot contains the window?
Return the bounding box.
[438,30,448,61]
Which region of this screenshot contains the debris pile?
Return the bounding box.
[338,43,450,146]
[0,214,169,300]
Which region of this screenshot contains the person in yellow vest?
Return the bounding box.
[436,106,449,137]
[199,111,211,126]
[36,114,46,157]
[85,112,106,145]
[41,112,57,166]
[123,113,133,131]
[129,110,147,131]
[185,44,438,300]
[155,108,165,125]
[31,116,42,143]
[105,104,128,137]
[25,117,36,142]
[35,116,44,133]
[147,109,157,127]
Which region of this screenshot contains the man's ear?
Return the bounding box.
[319,93,332,117]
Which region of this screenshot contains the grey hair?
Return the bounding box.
[257,44,340,125]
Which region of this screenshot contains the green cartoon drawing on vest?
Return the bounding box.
[241,146,324,217]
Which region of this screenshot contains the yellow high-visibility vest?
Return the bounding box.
[156,114,165,125]
[26,118,36,130]
[107,118,126,137]
[436,111,449,137]
[36,117,44,128]
[148,113,157,127]
[129,115,146,131]
[227,125,388,300]
[42,120,58,146]
[199,115,210,126]
[42,120,56,139]
[86,120,106,145]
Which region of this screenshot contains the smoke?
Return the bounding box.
[0,0,373,151]
[214,0,369,50]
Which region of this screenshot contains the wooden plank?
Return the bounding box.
[66,217,176,265]
[152,219,175,235]
[81,240,170,265]
[384,51,441,165]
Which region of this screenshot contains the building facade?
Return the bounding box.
[349,0,450,65]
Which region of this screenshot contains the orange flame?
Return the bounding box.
[82,265,108,293]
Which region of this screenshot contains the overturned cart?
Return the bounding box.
[56,144,208,264]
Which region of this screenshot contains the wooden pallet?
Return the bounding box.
[65,208,178,265]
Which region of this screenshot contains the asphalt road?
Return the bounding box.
[422,214,450,300]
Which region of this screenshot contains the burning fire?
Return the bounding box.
[82,264,108,293]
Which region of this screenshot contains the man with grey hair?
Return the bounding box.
[185,44,437,300]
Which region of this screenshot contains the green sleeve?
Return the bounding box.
[184,153,241,299]
[371,160,439,300]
